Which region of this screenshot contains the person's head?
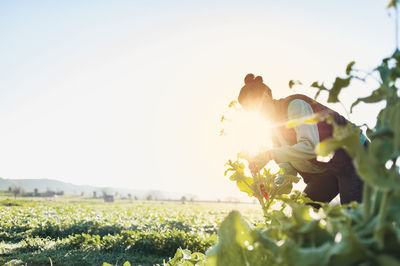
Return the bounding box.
[238,73,273,113]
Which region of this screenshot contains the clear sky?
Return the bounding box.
[0,0,396,200]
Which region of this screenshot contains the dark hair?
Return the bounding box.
[238,74,272,107]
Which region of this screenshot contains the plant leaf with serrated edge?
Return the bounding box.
[350,90,383,113]
[328,77,351,103]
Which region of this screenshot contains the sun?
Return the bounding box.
[226,109,273,155]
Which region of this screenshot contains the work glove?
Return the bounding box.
[274,173,286,185]
[275,163,297,185]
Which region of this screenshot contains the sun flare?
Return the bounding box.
[225,109,273,155]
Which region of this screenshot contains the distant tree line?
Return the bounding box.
[3,186,197,203]
[7,186,64,199]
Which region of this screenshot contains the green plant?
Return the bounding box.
[168,2,400,265]
[224,158,300,216]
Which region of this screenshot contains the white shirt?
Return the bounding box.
[270,99,325,174]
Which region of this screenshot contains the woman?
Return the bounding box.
[238,73,364,206]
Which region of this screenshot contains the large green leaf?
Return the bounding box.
[236,178,254,197]
[328,225,372,266]
[281,241,333,266]
[205,211,275,266]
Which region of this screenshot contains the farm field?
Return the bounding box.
[2,1,400,266]
[0,196,263,265]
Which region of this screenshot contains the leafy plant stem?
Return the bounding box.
[352,73,382,85]
[264,198,274,211]
[375,190,391,249]
[362,184,372,222]
[370,188,379,218]
[256,195,268,217]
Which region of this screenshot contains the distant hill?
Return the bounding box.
[0,177,192,200]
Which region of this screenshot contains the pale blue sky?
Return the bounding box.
[0,1,395,199]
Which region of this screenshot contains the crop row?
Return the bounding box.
[0,201,263,265]
[0,204,224,242]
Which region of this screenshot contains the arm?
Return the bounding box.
[271,99,320,163]
[278,162,297,175]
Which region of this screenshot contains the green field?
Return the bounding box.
[0,195,263,265]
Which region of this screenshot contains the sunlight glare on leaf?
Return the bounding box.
[316,153,334,163]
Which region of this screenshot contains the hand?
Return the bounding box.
[240,150,272,176]
[274,173,285,185]
[248,161,262,176]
